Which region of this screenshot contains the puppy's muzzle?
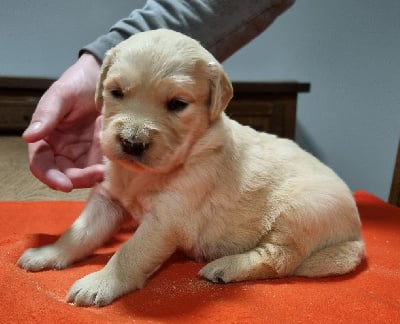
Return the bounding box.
[119,135,151,157]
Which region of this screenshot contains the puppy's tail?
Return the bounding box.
[293,239,365,277]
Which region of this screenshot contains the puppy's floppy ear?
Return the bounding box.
[208,61,233,121]
[95,49,117,111]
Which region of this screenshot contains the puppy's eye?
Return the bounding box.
[166,98,188,112]
[110,88,124,99]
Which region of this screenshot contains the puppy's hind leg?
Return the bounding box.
[18,185,125,272]
[293,239,365,277]
[199,242,304,284]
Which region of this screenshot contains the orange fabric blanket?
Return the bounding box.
[1,191,399,323]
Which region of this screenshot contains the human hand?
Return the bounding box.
[23,53,106,192]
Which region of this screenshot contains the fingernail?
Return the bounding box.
[22,121,43,143]
[29,121,43,132]
[23,121,42,137]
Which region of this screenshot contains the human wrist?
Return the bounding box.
[73,53,101,94]
[78,52,101,70]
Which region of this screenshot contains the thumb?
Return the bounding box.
[22,81,69,143]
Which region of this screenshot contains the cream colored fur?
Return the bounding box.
[18,29,364,307]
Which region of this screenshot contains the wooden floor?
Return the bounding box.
[0,136,89,200]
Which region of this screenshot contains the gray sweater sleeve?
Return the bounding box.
[81,0,295,62]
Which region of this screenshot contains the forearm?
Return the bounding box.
[81,0,295,62]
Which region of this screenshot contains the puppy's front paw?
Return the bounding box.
[199,256,238,284]
[67,269,138,307]
[17,245,71,272]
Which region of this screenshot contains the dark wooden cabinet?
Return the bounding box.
[0,77,53,133]
[227,82,310,139]
[389,140,400,206]
[0,77,310,138]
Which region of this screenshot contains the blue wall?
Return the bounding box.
[1,0,399,200]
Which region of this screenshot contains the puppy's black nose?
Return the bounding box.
[119,137,149,157]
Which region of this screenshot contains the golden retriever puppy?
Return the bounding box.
[18,29,364,307]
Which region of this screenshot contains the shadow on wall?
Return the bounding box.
[295,122,326,163]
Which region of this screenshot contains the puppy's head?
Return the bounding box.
[96,29,233,172]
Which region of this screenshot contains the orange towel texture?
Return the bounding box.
[0,190,399,323]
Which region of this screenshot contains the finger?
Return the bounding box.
[28,141,74,192]
[65,164,106,189]
[22,82,70,143]
[55,154,105,188]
